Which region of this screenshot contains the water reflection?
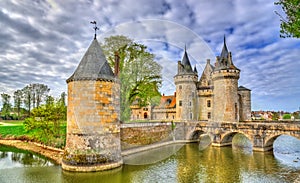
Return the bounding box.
[274,135,300,168]
[1,139,300,183]
[123,143,184,165]
[0,145,55,169]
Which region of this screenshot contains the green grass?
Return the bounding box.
[0,122,67,148]
[0,125,27,137]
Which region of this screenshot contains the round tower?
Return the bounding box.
[62,38,122,172]
[212,37,240,122]
[174,49,198,121]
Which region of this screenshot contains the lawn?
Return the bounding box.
[0,120,67,148]
[0,125,26,137]
[0,120,25,137]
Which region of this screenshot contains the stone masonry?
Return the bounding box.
[62,38,122,172]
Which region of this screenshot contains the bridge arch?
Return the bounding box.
[265,133,300,150]
[188,130,207,140]
[220,131,252,147]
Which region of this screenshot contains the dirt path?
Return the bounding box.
[0,122,17,126]
[0,140,64,165]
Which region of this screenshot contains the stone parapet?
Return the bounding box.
[121,123,172,150]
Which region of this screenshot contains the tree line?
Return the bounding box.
[1,83,66,120]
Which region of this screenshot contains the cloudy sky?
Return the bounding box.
[0,0,299,112]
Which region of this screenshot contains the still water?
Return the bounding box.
[0,135,300,183]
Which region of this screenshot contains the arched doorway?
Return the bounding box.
[144,112,148,119]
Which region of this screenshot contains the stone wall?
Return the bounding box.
[198,89,213,121]
[238,89,251,121]
[152,108,176,120]
[120,123,173,150]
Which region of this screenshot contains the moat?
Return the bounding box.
[1,135,300,183]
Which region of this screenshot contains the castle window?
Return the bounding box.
[144,112,148,119]
[190,113,193,120]
[179,85,182,90]
[179,100,182,106]
[207,100,211,108]
[208,112,211,119]
[143,107,148,111]
[189,101,192,106]
[166,113,169,119]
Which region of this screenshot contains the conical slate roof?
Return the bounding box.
[66,39,115,83]
[181,49,194,73]
[220,36,228,60]
[215,36,239,71]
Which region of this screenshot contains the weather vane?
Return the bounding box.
[90,21,99,39]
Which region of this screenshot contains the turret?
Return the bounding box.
[62,38,122,172]
[174,47,198,121]
[212,36,240,122]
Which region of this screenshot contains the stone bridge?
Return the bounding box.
[178,121,300,151]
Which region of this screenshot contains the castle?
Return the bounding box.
[131,37,251,122]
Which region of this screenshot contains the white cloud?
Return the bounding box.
[0,0,299,111]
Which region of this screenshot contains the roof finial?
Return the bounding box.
[90,21,99,40]
[184,44,187,52]
[224,34,226,45]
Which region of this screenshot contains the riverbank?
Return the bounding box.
[0,140,64,164]
[0,139,195,166]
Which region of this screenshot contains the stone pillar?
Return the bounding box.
[252,134,272,152]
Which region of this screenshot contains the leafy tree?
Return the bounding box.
[21,85,33,116]
[59,92,67,107]
[21,83,50,115]
[1,93,12,119]
[275,0,300,38]
[292,111,300,119]
[272,112,279,120]
[58,92,67,121]
[45,95,55,106]
[31,83,50,108]
[13,90,22,119]
[24,95,66,147]
[282,113,291,119]
[101,35,162,121]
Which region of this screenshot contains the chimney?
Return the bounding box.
[114,51,120,77]
[174,92,176,97]
[207,59,210,64]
